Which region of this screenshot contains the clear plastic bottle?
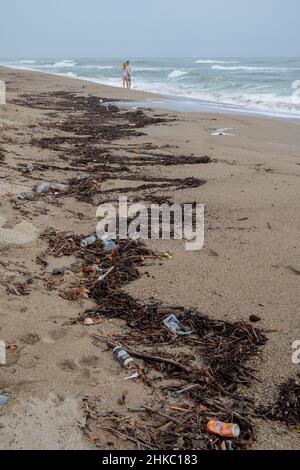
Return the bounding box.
[81,235,97,248]
[101,234,117,253]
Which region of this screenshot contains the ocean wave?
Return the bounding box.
[195,59,238,64]
[292,80,300,90]
[168,70,188,79]
[77,65,115,70]
[96,65,114,69]
[2,57,300,119]
[34,69,300,116]
[134,67,167,72]
[130,79,300,116]
[52,60,77,68]
[212,65,289,72]
[17,60,36,64]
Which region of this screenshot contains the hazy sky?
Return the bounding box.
[1,0,300,57]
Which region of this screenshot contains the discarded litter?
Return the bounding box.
[163,314,192,336]
[31,127,41,134]
[81,235,97,248]
[98,266,115,282]
[84,318,94,326]
[211,128,235,136]
[14,194,34,201]
[0,393,11,409]
[77,174,89,182]
[51,183,69,192]
[125,372,140,381]
[35,182,69,194]
[207,420,240,438]
[24,164,33,174]
[227,441,234,451]
[0,340,6,365]
[113,346,135,370]
[101,235,117,254]
[36,183,50,193]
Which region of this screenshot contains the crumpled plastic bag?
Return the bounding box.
[163,314,193,336]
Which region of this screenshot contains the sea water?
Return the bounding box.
[1,57,300,119]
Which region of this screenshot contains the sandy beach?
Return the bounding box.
[0,66,299,450]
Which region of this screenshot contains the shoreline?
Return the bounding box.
[1,64,300,122]
[0,67,299,450]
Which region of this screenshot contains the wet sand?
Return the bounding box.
[0,67,299,450]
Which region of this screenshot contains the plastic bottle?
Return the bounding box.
[113,347,134,369]
[36,183,50,193]
[101,235,117,254]
[81,235,97,248]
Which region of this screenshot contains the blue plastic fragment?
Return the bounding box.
[0,393,11,409]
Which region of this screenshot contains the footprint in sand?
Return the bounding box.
[17,353,39,369]
[42,328,68,344]
[57,359,79,372]
[78,355,100,368]
[19,333,41,346]
[48,329,68,341]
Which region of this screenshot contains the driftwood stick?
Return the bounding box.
[142,405,181,424]
[178,384,202,395]
[99,426,153,450]
[93,335,191,373]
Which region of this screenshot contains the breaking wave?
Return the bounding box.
[195,59,238,64]
[212,65,290,72]
[1,56,300,118]
[52,60,77,68]
[168,69,188,79]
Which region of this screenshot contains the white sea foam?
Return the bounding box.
[17,60,36,64]
[195,59,238,64]
[73,72,300,116]
[131,79,300,116]
[292,80,300,90]
[168,70,188,79]
[77,65,115,70]
[212,65,289,72]
[52,60,77,67]
[64,72,78,77]
[2,57,300,119]
[96,65,114,69]
[134,67,167,72]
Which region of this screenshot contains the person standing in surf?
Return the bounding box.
[126,61,132,89]
[122,62,128,88]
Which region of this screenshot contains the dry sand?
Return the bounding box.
[0,67,299,450]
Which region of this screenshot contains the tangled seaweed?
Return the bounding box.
[39,229,267,450]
